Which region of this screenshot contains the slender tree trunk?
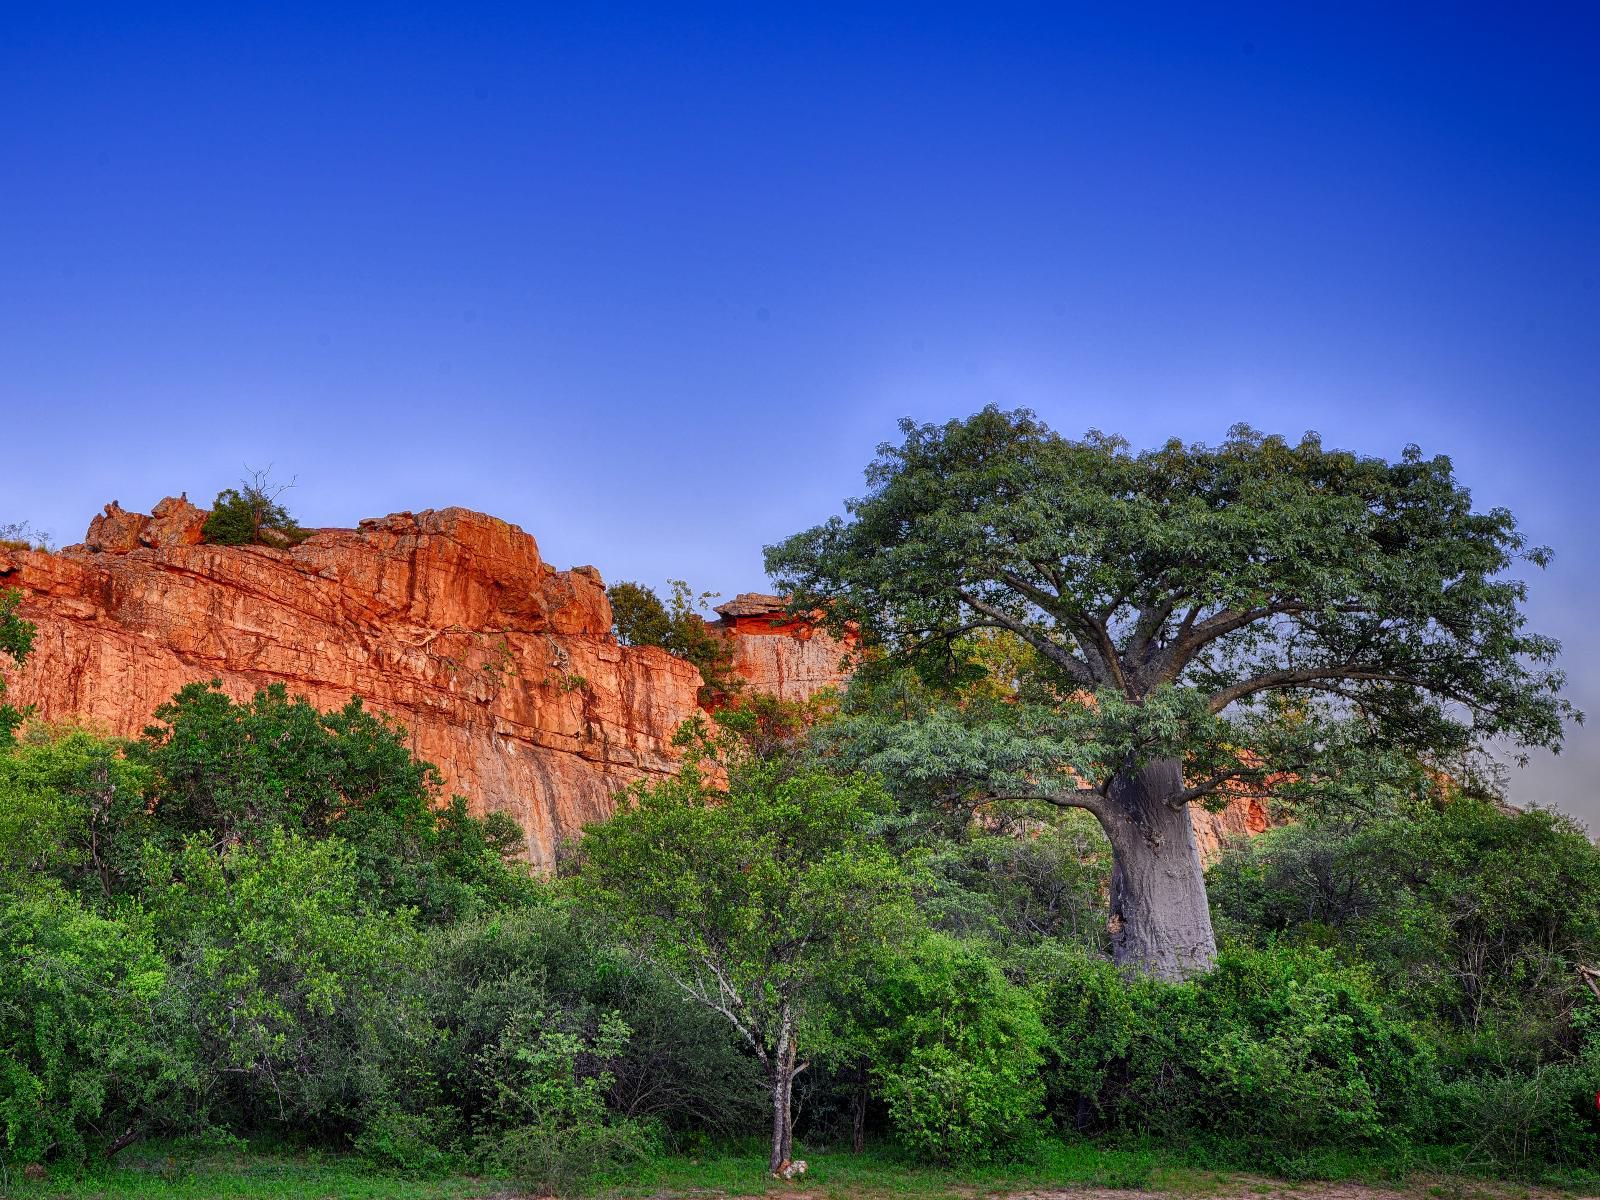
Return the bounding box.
[767,1017,797,1174]
[1100,756,1217,981]
[780,1039,796,1164]
[850,1061,867,1153]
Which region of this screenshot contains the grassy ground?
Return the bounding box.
[2,1140,1589,1200]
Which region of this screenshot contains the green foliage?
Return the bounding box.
[201,471,306,547]
[605,579,739,699]
[577,734,921,1170]
[0,888,182,1166]
[143,829,427,1136]
[1020,945,1435,1156]
[1209,800,1600,1069]
[472,1006,657,1193]
[417,904,764,1140]
[769,408,1572,762]
[863,935,1046,1162]
[0,728,152,901]
[132,682,531,922]
[923,817,1110,950]
[0,587,36,741]
[577,751,919,1057]
[606,581,672,649]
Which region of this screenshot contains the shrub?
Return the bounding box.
[353,1103,460,1175]
[417,905,764,1139]
[141,829,427,1135]
[926,816,1110,950]
[0,521,52,553]
[0,727,151,902]
[1209,801,1600,1066]
[866,934,1046,1162]
[132,681,532,923]
[472,1005,657,1193]
[201,470,306,547]
[1020,945,1434,1154]
[1019,942,1135,1127]
[0,888,188,1165]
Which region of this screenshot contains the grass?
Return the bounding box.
[1,1143,509,1200]
[591,1138,1183,1198]
[5,1138,1594,1200]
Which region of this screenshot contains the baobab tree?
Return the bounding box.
[767,408,1575,980]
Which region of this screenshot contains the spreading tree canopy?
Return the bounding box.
[767,408,1576,979]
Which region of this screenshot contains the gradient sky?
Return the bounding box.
[3,3,1596,821]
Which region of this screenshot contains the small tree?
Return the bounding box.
[768,409,1576,980]
[576,732,917,1175]
[0,521,53,553]
[202,467,305,547]
[0,588,36,742]
[608,581,673,648]
[606,579,740,701]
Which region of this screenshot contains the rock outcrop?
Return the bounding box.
[1189,792,1274,862]
[712,593,853,702]
[0,501,850,868]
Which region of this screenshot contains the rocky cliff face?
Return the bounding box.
[0,500,850,869]
[1189,793,1273,862]
[712,593,853,702]
[1,499,1266,868]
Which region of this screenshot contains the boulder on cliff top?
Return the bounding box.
[84,495,209,552]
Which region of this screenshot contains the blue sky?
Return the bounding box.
[3,3,1596,819]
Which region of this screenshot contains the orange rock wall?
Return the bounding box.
[1,505,712,870]
[720,613,853,703]
[1189,793,1274,863]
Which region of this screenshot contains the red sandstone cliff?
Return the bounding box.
[1189,792,1274,862]
[0,500,849,869]
[711,593,853,702]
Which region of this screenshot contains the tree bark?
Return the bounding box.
[779,1039,797,1165]
[1100,757,1218,981]
[767,1018,797,1174]
[850,1061,867,1153]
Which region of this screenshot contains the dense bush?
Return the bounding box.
[1023,944,1436,1155]
[416,905,765,1140]
[925,818,1109,950]
[143,829,428,1137]
[1209,800,1600,1067]
[132,681,533,922]
[201,474,306,547]
[0,889,184,1163]
[864,934,1046,1162]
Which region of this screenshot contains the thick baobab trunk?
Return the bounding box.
[1100,757,1218,981]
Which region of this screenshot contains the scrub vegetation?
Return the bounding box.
[2,414,1595,1198]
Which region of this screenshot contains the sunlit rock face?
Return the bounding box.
[710,593,854,703]
[1189,792,1275,863]
[3,503,832,868]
